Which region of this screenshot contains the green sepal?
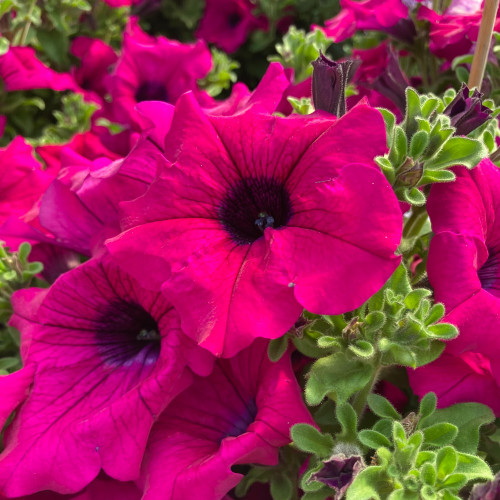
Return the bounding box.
[267,335,289,362]
[399,187,426,206]
[404,289,432,310]
[389,126,408,168]
[367,394,401,420]
[403,87,422,139]
[348,340,375,358]
[379,108,396,148]
[425,323,458,339]
[375,156,396,184]
[418,169,456,185]
[424,304,445,326]
[305,352,373,405]
[317,336,342,349]
[290,424,333,458]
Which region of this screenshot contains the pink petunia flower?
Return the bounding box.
[108,94,402,357]
[0,255,213,497]
[0,46,76,92]
[138,340,314,500]
[70,37,118,103]
[417,1,500,60]
[0,137,55,231]
[408,351,500,415]
[425,159,500,381]
[195,0,267,53]
[106,19,212,129]
[317,0,415,43]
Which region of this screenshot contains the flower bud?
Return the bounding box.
[312,53,360,117]
[443,83,492,136]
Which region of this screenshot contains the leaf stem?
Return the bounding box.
[351,355,382,418]
[402,204,429,240]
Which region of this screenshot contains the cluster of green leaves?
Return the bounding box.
[268,265,457,410]
[292,394,494,500]
[376,88,487,206]
[268,27,332,83]
[197,48,239,97]
[0,243,43,375]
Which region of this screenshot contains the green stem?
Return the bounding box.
[402,204,428,240]
[351,355,382,418]
[19,0,37,46]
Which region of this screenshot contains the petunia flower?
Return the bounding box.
[0,255,213,497]
[106,19,212,130]
[317,0,416,44]
[417,1,500,61]
[70,37,118,103]
[195,0,267,53]
[108,94,402,357]
[0,46,76,92]
[138,340,314,500]
[408,352,500,415]
[425,159,500,381]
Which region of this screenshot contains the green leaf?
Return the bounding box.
[305,352,373,405]
[424,304,445,326]
[317,336,341,349]
[409,130,430,158]
[424,137,487,170]
[0,38,10,56]
[426,323,458,339]
[419,393,437,420]
[404,289,432,310]
[336,403,358,440]
[36,29,69,68]
[418,169,456,185]
[348,340,375,358]
[301,488,334,500]
[422,423,458,447]
[421,403,494,453]
[404,87,422,139]
[291,424,333,458]
[270,474,293,500]
[389,126,408,168]
[346,466,387,500]
[364,311,386,331]
[367,394,401,420]
[420,463,436,486]
[267,336,288,362]
[379,108,396,148]
[436,447,458,479]
[455,452,492,481]
[412,340,445,367]
[401,187,426,206]
[358,430,392,449]
[439,473,467,490]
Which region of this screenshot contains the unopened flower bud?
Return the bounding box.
[443,83,492,136]
[312,53,360,117]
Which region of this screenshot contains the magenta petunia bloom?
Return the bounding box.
[139,340,314,500]
[417,1,500,60]
[317,0,415,43]
[427,159,500,379]
[0,46,76,91]
[70,37,118,102]
[0,137,55,233]
[106,19,212,129]
[408,352,500,415]
[108,95,402,357]
[37,139,159,257]
[0,256,212,497]
[195,0,267,53]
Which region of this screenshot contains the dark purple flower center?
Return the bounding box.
[223,398,257,438]
[228,12,242,28]
[218,176,292,245]
[96,301,161,367]
[135,81,169,103]
[478,248,500,297]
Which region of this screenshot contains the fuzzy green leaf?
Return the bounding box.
[305,352,373,405]
[270,474,293,500]
[345,466,385,500]
[359,430,392,449]
[422,423,458,447]
[420,463,436,486]
[409,130,430,158]
[404,289,432,310]
[367,394,401,420]
[267,336,288,362]
[436,447,458,479]
[424,137,486,170]
[349,340,375,358]
[291,424,333,458]
[419,393,437,420]
[336,402,358,440]
[424,304,445,326]
[426,323,458,339]
[454,452,492,481]
[419,169,456,185]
